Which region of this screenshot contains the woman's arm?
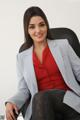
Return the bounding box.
[5,53,30,120]
[6,53,30,110]
[67,42,80,82]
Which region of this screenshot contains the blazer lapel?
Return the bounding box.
[48,40,67,82]
[24,47,38,94]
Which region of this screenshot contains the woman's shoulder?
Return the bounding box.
[17,46,33,59]
[50,38,68,44]
[48,39,69,47]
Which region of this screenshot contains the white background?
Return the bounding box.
[0,0,80,116]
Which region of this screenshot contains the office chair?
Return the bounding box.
[18,27,80,119]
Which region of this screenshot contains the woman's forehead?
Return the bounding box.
[29,16,45,24]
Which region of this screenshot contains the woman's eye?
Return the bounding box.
[39,23,46,27]
[28,26,35,29]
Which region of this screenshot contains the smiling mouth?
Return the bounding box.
[35,34,43,38]
[36,35,42,38]
[35,36,43,40]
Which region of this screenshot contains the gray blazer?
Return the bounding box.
[8,39,80,120]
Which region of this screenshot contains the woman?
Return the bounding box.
[5,6,80,120]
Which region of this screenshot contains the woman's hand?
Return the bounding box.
[5,102,19,120]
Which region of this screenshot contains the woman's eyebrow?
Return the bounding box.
[39,21,45,24]
[29,21,45,25]
[29,24,34,26]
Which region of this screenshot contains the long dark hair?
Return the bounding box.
[23,6,51,49]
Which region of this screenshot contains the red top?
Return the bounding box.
[33,44,70,91]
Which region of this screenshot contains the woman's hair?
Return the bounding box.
[23,6,51,48]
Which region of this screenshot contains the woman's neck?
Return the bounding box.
[33,39,47,51]
[33,39,48,64]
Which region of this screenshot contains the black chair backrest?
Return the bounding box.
[19,27,80,57]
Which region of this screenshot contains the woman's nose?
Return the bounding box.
[35,26,40,33]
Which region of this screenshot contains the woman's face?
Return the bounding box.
[28,16,48,44]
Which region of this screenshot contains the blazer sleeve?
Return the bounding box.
[7,53,30,110]
[67,42,80,82]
